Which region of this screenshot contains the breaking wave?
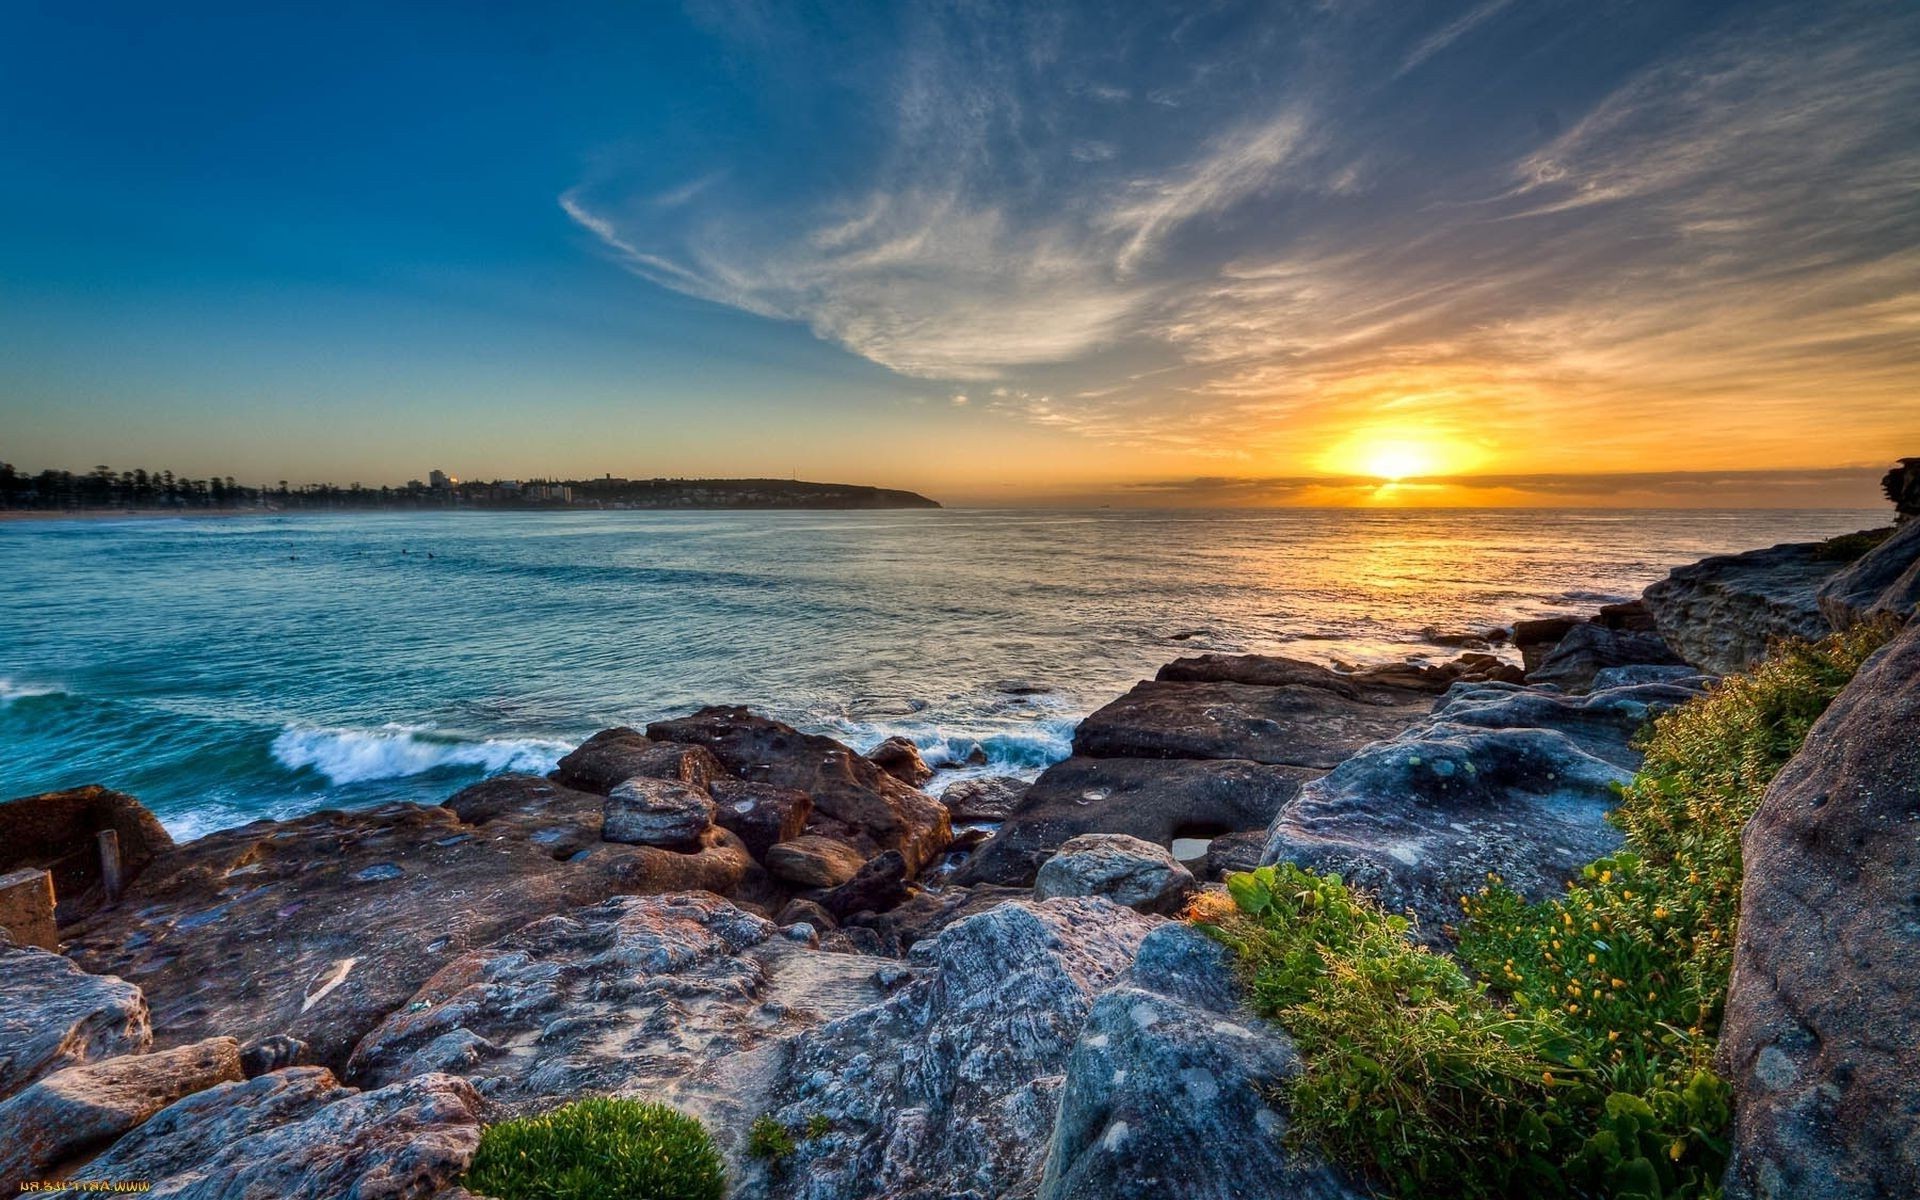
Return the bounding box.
[270,724,570,786]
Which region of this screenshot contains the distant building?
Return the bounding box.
[428,469,452,489]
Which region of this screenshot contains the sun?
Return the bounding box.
[1361,441,1434,482]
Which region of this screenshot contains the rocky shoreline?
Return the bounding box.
[3,501,1917,1198]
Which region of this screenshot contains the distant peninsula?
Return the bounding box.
[0,462,940,512]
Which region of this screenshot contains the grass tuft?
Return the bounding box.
[463,1096,725,1200]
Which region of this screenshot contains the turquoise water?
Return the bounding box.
[0,507,1875,838]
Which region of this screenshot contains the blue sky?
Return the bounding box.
[2,1,1916,504]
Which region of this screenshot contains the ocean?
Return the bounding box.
[0,507,1877,839]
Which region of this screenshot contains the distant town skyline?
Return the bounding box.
[2,2,1916,506]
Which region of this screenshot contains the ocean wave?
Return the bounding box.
[0,678,67,705]
[833,717,1079,794]
[270,724,570,785]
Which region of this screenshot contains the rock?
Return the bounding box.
[775,898,838,932]
[603,777,717,849]
[1261,678,1705,934]
[765,835,869,889]
[63,791,748,1070]
[957,757,1319,887]
[1526,622,1684,692]
[1589,664,1715,690]
[710,779,813,861]
[1034,835,1197,915]
[1642,534,1883,673]
[941,775,1029,822]
[1881,455,1920,519]
[0,1036,242,1179]
[1512,616,1584,673]
[1071,674,1432,766]
[868,736,935,787]
[0,868,57,950]
[840,883,1036,956]
[648,707,951,872]
[239,1035,311,1078]
[1721,621,1920,1199]
[752,897,1158,1200]
[68,1068,482,1198]
[348,893,890,1147]
[0,786,174,924]
[0,943,150,1102]
[1038,924,1360,1200]
[1200,831,1267,879]
[1595,599,1661,632]
[551,726,726,794]
[1816,519,1920,628]
[819,850,914,920]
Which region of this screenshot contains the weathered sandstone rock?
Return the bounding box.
[0,786,174,923]
[1721,621,1920,1199]
[940,775,1028,822]
[0,943,149,1101]
[1261,678,1705,933]
[648,707,951,871]
[1034,834,1197,915]
[710,778,813,859]
[1643,535,1882,673]
[64,792,748,1069]
[868,736,935,787]
[1038,924,1360,1200]
[603,777,716,848]
[766,834,868,888]
[818,849,915,919]
[551,726,726,794]
[68,1067,482,1199]
[0,1036,241,1180]
[747,897,1158,1200]
[1526,621,1683,692]
[957,757,1318,887]
[1816,518,1920,628]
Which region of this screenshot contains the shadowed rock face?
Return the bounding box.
[62,791,750,1070]
[1526,622,1683,692]
[748,898,1159,1200]
[0,943,150,1101]
[958,756,1320,888]
[1642,537,1870,673]
[1721,622,1920,1200]
[1039,925,1360,1200]
[0,786,175,924]
[1261,678,1707,935]
[647,707,952,873]
[67,1068,483,1199]
[1817,517,1920,628]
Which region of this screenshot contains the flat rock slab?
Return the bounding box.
[64,791,749,1070]
[1039,925,1361,1200]
[957,757,1320,887]
[67,1067,482,1199]
[1261,678,1706,934]
[747,897,1159,1200]
[0,944,150,1102]
[1071,679,1432,767]
[0,1036,241,1180]
[1722,621,1920,1199]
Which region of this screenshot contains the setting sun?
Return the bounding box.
[1361,442,1432,481]
[1320,428,1487,483]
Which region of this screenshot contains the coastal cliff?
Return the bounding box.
[2,503,1917,1198]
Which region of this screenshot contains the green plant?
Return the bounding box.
[804,1113,832,1139]
[1202,623,1895,1200]
[747,1114,796,1162]
[463,1096,724,1200]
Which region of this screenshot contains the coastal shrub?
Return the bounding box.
[1202,622,1895,1199]
[747,1113,796,1162]
[463,1097,725,1200]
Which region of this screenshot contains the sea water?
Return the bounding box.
[0,507,1876,838]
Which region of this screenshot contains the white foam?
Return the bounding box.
[0,678,65,705]
[271,723,569,785]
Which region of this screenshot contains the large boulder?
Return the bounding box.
[0,1036,242,1180]
[766,834,868,888]
[867,736,935,787]
[603,777,716,849]
[348,892,889,1137]
[957,757,1319,887]
[66,1067,483,1198]
[0,943,150,1101]
[710,779,814,859]
[1721,622,1920,1199]
[1816,519,1920,628]
[1070,679,1430,767]
[648,707,951,873]
[1643,534,1885,674]
[63,786,749,1070]
[1034,834,1197,915]
[940,775,1028,823]
[748,897,1158,1200]
[551,726,726,794]
[0,786,175,924]
[1038,924,1360,1200]
[1261,678,1705,934]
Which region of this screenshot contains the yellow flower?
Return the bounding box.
[1543,1071,1555,1086]
[1587,953,1597,964]
[1654,906,1670,919]
[1607,1030,1620,1042]
[1669,1140,1685,1162]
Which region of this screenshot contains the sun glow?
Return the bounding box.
[1320,428,1487,483]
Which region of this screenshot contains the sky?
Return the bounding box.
[1,0,1916,506]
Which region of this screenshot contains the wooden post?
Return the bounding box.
[98,828,124,904]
